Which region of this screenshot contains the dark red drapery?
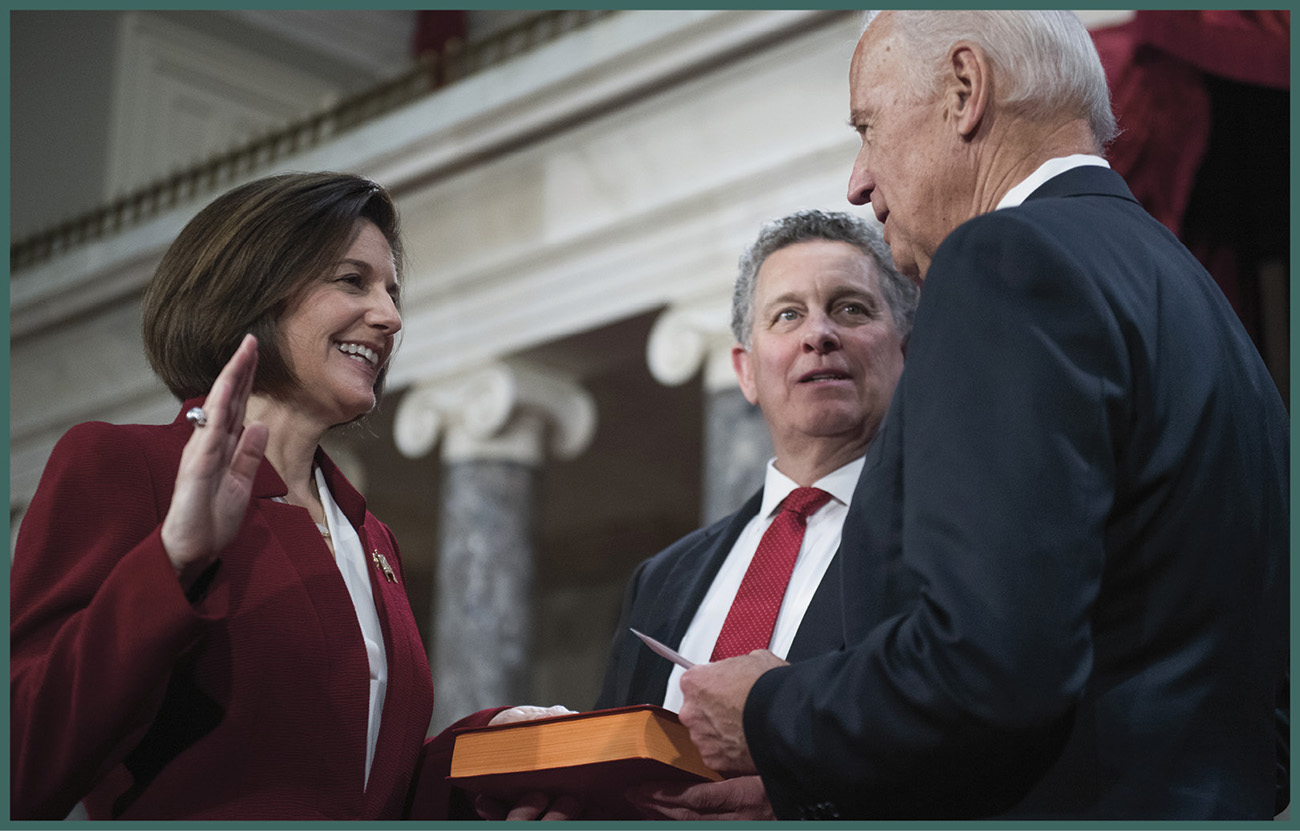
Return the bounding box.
[1092,11,1289,366]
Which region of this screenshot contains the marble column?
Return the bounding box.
[648,295,773,525]
[395,361,598,733]
[394,361,595,730]
[433,418,541,729]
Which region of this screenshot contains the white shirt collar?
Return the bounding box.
[759,455,865,519]
[995,154,1110,211]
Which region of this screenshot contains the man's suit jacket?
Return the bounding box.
[10,400,435,820]
[595,489,846,710]
[744,167,1290,820]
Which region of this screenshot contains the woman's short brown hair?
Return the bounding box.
[142,171,404,402]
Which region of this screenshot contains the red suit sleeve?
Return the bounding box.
[10,423,226,820]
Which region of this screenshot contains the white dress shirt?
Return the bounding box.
[662,456,863,712]
[995,154,1110,210]
[316,467,388,789]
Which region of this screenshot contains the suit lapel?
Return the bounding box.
[626,491,763,701]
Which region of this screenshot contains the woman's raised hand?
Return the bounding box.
[161,334,269,587]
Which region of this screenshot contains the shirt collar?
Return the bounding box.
[995,154,1110,211]
[759,455,865,519]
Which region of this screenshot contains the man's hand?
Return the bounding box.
[475,792,583,821]
[625,775,775,820]
[678,649,787,775]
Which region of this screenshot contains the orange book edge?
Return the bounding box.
[447,704,722,817]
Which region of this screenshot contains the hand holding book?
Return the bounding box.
[474,788,584,821]
[474,704,583,820]
[448,704,723,820]
[624,774,776,820]
[474,772,776,821]
[451,633,776,819]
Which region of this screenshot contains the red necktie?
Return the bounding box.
[711,487,833,661]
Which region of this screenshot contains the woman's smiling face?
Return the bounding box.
[276,219,401,426]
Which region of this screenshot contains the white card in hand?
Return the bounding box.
[630,628,696,669]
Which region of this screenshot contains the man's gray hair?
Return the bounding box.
[864,10,1118,149]
[731,209,918,349]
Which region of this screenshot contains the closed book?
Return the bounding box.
[447,704,722,818]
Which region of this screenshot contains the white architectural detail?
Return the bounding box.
[392,386,446,462]
[1074,10,1135,27]
[105,11,342,199]
[10,11,864,507]
[223,10,417,80]
[647,292,740,392]
[394,361,596,466]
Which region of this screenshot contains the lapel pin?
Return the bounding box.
[371,550,397,583]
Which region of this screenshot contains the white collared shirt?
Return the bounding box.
[662,456,863,712]
[995,154,1110,211]
[315,467,388,789]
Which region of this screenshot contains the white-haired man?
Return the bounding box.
[678,10,1289,821]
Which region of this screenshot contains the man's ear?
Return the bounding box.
[732,344,760,405]
[945,41,991,139]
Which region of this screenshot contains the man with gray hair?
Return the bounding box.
[678,10,1288,820]
[548,209,911,819]
[596,209,914,819]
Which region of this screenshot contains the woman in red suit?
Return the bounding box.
[10,172,490,819]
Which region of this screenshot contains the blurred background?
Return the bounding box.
[9,10,1289,735]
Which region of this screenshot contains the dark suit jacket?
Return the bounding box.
[595,489,847,710]
[744,167,1290,820]
[10,400,435,820]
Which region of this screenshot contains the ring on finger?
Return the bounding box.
[185,406,208,428]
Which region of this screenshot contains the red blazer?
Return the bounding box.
[11,401,437,819]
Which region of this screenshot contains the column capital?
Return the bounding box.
[393,360,597,465]
[646,291,739,392]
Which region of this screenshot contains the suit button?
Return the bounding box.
[817,801,840,819]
